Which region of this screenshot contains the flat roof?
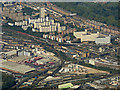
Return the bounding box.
[3,50,18,56]
[0,61,35,74]
[36,59,50,63]
[9,56,31,62]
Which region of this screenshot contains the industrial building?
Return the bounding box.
[36,59,50,65]
[59,63,109,74]
[95,35,111,44]
[8,56,31,63]
[0,61,35,74]
[89,58,120,70]
[1,50,18,59]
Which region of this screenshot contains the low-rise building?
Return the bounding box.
[89,59,95,65]
[73,30,87,39]
[8,56,31,63]
[15,21,23,26]
[81,32,99,42]
[22,25,28,30]
[95,35,111,44]
[89,58,120,70]
[36,59,50,65]
[0,61,35,74]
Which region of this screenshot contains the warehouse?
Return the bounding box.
[0,61,35,74]
[2,50,18,59]
[8,56,31,63]
[36,59,50,65]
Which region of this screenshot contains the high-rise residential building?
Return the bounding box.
[40,7,45,18]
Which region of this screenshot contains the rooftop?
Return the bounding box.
[0,61,35,74]
[9,56,31,62]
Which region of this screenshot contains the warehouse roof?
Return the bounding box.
[0,61,35,74]
[36,59,50,64]
[3,50,18,56]
[9,56,31,62]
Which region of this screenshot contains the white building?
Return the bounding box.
[15,21,23,26]
[34,22,44,29]
[89,59,95,65]
[81,32,99,42]
[51,24,56,32]
[73,30,87,39]
[17,50,31,56]
[39,25,51,32]
[8,23,14,26]
[36,59,50,65]
[28,12,65,33]
[32,28,38,32]
[95,35,111,44]
[23,20,28,25]
[29,18,40,24]
[22,25,28,30]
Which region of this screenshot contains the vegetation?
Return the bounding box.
[54,20,65,26]
[111,37,119,45]
[53,2,119,27]
[63,33,75,40]
[68,33,76,40]
[2,72,16,89]
[22,6,35,16]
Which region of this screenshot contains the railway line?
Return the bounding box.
[3,28,66,89]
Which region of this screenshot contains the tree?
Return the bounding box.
[2,73,16,89]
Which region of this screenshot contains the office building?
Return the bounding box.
[95,35,111,44]
[81,32,99,42]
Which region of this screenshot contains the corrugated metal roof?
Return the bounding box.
[1,61,35,74]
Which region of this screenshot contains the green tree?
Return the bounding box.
[2,73,16,89]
